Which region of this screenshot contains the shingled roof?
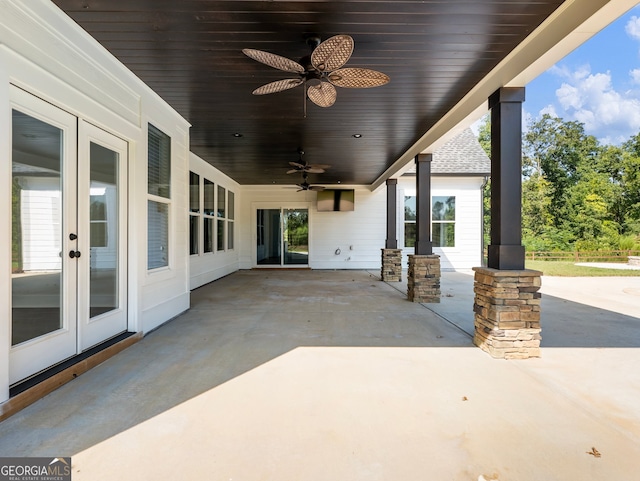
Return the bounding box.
[404,128,490,176]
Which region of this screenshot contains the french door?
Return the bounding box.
[9,87,128,384]
[256,208,309,266]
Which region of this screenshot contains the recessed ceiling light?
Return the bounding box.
[352,134,362,138]
[232,132,243,137]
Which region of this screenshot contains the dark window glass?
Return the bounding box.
[148,124,170,198]
[204,179,215,215]
[189,172,199,213]
[190,216,199,255]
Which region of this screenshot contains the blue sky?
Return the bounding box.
[522,4,640,145]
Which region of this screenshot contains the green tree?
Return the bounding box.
[480,113,640,252]
[621,135,640,232]
[523,114,600,229]
[477,114,491,157]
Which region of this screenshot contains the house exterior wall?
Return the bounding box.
[238,186,386,270]
[0,0,190,402]
[398,176,486,270]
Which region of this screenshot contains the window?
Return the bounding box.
[148,125,170,199]
[147,124,171,270]
[217,219,225,251]
[217,186,226,251]
[432,196,455,247]
[404,196,416,247]
[188,175,235,255]
[203,179,215,253]
[148,201,169,269]
[403,195,456,248]
[189,172,199,255]
[189,171,200,213]
[217,185,226,218]
[227,191,235,250]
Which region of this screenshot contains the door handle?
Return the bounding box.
[69,250,81,258]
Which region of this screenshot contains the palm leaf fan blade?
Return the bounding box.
[328,68,390,88]
[252,78,304,95]
[242,49,305,73]
[307,82,337,107]
[311,35,354,72]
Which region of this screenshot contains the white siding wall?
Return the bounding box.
[0,0,191,401]
[189,153,241,290]
[239,186,386,270]
[398,176,486,270]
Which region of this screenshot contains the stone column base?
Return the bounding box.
[381,249,402,282]
[407,254,440,303]
[472,267,542,359]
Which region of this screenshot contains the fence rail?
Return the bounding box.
[526,250,640,262]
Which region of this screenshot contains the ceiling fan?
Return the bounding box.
[296,172,325,192]
[242,35,390,108]
[286,150,331,174]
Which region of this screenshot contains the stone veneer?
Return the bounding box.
[472,267,542,359]
[407,254,441,303]
[381,249,402,282]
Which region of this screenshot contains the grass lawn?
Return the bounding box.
[526,260,640,277]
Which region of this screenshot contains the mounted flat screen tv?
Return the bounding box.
[317,189,355,212]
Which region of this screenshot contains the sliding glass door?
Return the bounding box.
[256,208,309,266]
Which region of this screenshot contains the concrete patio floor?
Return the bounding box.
[1,269,639,480]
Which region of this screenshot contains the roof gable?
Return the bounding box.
[405,128,490,176]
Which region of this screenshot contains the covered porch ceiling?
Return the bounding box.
[51,0,635,189]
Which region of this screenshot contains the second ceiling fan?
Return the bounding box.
[243,35,390,108]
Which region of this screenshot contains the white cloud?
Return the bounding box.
[540,64,640,144]
[630,68,640,84]
[626,16,640,41]
[539,104,558,117]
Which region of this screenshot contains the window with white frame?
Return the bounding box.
[404,196,416,247]
[217,185,226,251]
[147,124,171,270]
[403,195,456,248]
[432,195,455,247]
[190,176,235,255]
[203,178,215,253]
[189,171,199,255]
[227,191,235,250]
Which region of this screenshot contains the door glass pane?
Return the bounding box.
[256,209,281,265]
[11,110,63,345]
[284,209,309,265]
[90,142,119,318]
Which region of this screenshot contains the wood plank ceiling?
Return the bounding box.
[51,0,565,186]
